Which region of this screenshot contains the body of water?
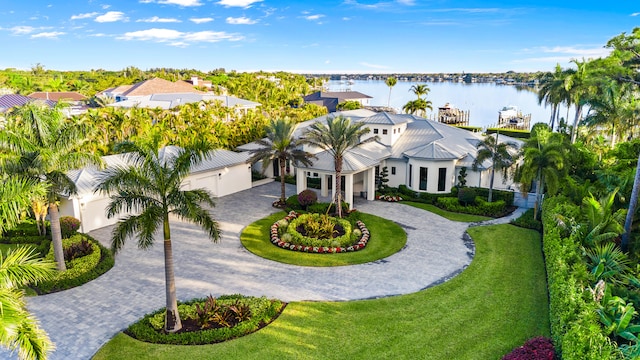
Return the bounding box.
[327,80,574,129]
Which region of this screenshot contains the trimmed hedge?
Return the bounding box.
[510,209,542,232]
[125,295,284,345]
[35,234,115,294]
[436,197,506,217]
[541,196,616,359]
[285,213,354,248]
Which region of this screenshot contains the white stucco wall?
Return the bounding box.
[384,159,407,188]
[406,158,457,193]
[186,163,252,198]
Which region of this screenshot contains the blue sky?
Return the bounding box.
[0,1,637,73]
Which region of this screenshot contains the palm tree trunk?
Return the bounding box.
[387,89,392,108]
[279,158,286,205]
[163,218,182,332]
[550,103,557,131]
[488,168,495,203]
[335,158,343,218]
[534,170,543,220]
[571,104,583,143]
[48,203,66,271]
[622,151,640,252]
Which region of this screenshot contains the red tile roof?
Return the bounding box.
[28,92,87,101]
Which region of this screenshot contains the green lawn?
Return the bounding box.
[93,224,549,360]
[240,211,407,266]
[402,201,491,222]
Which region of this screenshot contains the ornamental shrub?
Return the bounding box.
[457,187,477,205]
[285,194,302,210]
[502,336,556,360]
[36,234,114,294]
[286,213,354,248]
[297,189,318,209]
[510,209,542,231]
[60,216,81,239]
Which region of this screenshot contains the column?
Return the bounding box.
[367,168,375,201]
[321,173,328,197]
[345,173,354,210]
[296,168,306,194]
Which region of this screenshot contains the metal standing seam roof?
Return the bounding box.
[66,147,250,197]
[0,95,56,110]
[302,141,391,173]
[359,112,411,125]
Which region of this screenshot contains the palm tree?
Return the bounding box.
[385,76,397,108]
[0,177,55,360]
[249,118,315,206]
[94,138,221,333]
[402,98,432,117]
[564,58,593,143]
[518,129,566,219]
[301,116,372,218]
[537,64,568,130]
[472,132,519,203]
[622,151,640,252]
[2,103,101,271]
[583,80,635,148]
[0,247,56,360]
[409,84,430,100]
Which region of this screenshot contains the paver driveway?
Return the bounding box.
[9,182,514,360]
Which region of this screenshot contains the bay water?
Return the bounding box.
[327,80,574,129]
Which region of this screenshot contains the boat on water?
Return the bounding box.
[495,105,531,130]
[434,103,470,126]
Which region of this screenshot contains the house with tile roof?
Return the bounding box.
[241,109,522,210]
[101,77,204,101]
[303,91,373,112]
[59,147,253,233]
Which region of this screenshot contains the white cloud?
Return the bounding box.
[95,11,127,23]
[360,62,389,69]
[137,16,181,23]
[70,12,98,20]
[158,0,203,6]
[119,28,183,42]
[305,14,324,21]
[183,31,244,42]
[31,31,65,39]
[226,16,257,25]
[342,17,351,21]
[539,46,611,58]
[10,26,35,35]
[190,17,214,24]
[217,0,262,8]
[632,12,640,16]
[119,28,244,44]
[397,0,415,5]
[514,46,613,65]
[102,4,111,9]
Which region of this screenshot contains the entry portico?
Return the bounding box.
[295,141,390,209]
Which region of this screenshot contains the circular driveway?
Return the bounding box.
[20,182,480,360]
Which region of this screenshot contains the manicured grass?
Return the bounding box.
[403,201,491,222]
[93,224,549,360]
[239,211,407,266]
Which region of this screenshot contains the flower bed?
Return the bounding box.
[376,194,403,202]
[270,211,370,253]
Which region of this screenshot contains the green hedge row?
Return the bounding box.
[510,209,542,231]
[436,197,506,217]
[541,196,616,359]
[35,234,115,294]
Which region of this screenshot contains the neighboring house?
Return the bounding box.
[302,91,372,112]
[108,92,260,115]
[101,77,204,102]
[28,91,88,116]
[241,109,522,210]
[59,147,252,233]
[0,94,55,113]
[185,76,213,90]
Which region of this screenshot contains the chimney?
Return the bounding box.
[191,76,199,86]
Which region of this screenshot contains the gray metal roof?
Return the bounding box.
[108,93,260,110]
[404,141,461,160]
[302,141,391,174]
[359,112,411,125]
[67,147,249,197]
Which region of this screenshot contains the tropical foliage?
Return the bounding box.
[472,132,519,203]
[95,138,221,332]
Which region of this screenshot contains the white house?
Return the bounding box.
[240,109,522,210]
[59,147,252,233]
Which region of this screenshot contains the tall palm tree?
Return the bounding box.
[583,80,635,148]
[0,247,56,360]
[0,177,55,360]
[95,138,221,333]
[249,118,315,206]
[2,103,101,271]
[472,132,519,202]
[564,58,593,143]
[537,64,568,130]
[385,76,397,108]
[622,151,640,252]
[301,116,372,218]
[409,84,430,100]
[518,128,566,219]
[402,98,432,117]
